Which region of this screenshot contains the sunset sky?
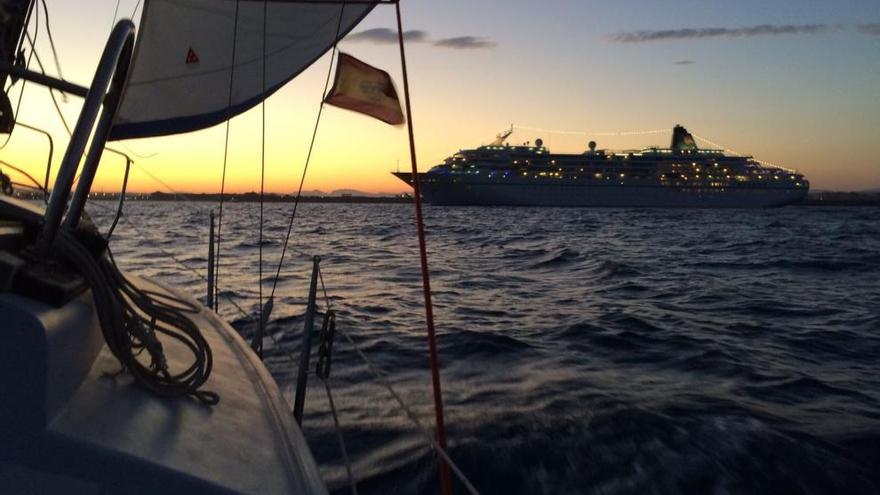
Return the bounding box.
[2,0,878,194]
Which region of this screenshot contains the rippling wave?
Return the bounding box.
[90,201,880,494]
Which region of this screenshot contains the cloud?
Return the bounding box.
[433,36,497,50]
[346,28,428,44]
[606,23,837,43]
[856,23,880,36]
[673,59,695,65]
[346,30,496,49]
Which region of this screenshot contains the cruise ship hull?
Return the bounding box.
[393,173,808,208]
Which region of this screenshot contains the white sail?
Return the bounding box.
[110,0,375,140]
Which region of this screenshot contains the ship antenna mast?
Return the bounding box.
[489,124,513,146]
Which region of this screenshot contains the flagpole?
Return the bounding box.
[395,3,454,495]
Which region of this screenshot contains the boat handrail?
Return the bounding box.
[12,122,54,199]
[33,19,135,253]
[102,147,133,241]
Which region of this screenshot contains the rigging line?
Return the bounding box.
[266,1,346,301]
[0,161,45,192]
[23,31,72,137]
[334,325,481,495]
[110,0,122,29]
[0,1,38,150]
[319,265,467,495]
[691,134,796,173]
[394,4,453,495]
[690,134,742,155]
[9,181,43,192]
[256,0,268,354]
[214,0,242,311]
[321,378,358,495]
[39,0,65,99]
[322,266,477,494]
[131,0,143,19]
[318,264,331,311]
[25,31,164,199]
[116,142,158,159]
[126,163,215,220]
[114,214,256,323]
[513,124,671,137]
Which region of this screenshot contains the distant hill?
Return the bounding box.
[301,189,398,197]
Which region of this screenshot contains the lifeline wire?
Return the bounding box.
[117,214,256,323]
[316,267,480,495]
[315,268,357,495]
[322,379,357,495]
[330,327,481,495]
[0,160,45,193]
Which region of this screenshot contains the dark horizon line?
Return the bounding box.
[10,190,879,206]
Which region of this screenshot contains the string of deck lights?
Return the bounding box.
[512,124,671,137]
[691,133,797,173]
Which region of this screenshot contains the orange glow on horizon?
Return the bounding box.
[1,0,877,194]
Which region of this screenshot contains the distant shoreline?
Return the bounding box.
[85,192,413,204]
[799,191,880,206]
[10,191,880,206]
[146,193,414,204]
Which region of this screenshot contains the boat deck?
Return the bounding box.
[1,275,326,494]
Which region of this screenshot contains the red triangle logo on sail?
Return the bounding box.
[185,47,199,65]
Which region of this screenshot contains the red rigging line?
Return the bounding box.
[395,3,453,495]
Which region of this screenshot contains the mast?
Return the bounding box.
[489,125,513,146]
[395,4,454,495]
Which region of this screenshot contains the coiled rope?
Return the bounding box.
[52,225,218,404]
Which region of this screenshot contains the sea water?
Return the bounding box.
[90,201,880,495]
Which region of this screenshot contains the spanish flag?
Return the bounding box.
[324,53,405,125]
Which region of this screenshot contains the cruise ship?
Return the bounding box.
[393,125,809,207]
